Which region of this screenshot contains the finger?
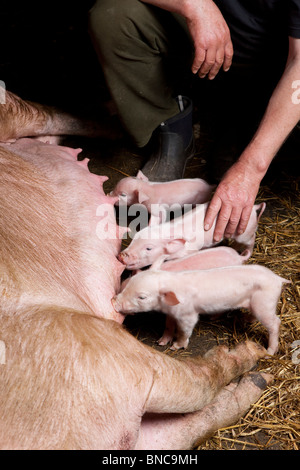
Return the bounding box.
[237,205,253,235]
[204,195,222,231]
[208,47,225,80]
[192,47,206,74]
[223,40,233,72]
[224,206,242,238]
[213,204,232,242]
[198,47,217,78]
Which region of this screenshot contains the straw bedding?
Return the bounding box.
[196,175,299,451]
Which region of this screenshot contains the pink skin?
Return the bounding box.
[156,246,251,345]
[118,201,266,270]
[7,137,84,162]
[113,265,290,355]
[1,138,125,323]
[109,170,215,224]
[120,246,251,288]
[120,246,250,290]
[160,246,251,272]
[121,246,251,345]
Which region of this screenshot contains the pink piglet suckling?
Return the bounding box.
[157,246,251,346]
[118,201,266,270]
[120,246,251,346]
[113,263,290,355]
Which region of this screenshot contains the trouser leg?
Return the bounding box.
[88,0,193,147]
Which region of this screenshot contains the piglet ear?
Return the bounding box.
[161,291,180,306]
[150,254,168,270]
[136,170,149,182]
[165,239,186,254]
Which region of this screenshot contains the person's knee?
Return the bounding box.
[89,0,118,43]
[88,0,145,50]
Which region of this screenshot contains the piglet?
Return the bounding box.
[160,246,251,272]
[121,246,251,346]
[156,246,251,346]
[109,170,215,224]
[113,264,290,355]
[120,246,250,291]
[119,202,266,270]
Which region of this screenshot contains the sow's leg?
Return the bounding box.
[135,343,271,450]
[137,371,273,450]
[0,307,269,449]
[140,341,267,415]
[134,341,269,449]
[0,90,121,143]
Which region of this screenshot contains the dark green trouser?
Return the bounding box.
[88,0,194,147]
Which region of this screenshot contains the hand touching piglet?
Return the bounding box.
[118,201,266,270]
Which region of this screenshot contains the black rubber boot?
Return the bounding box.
[141,96,194,182]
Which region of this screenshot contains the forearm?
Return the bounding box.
[204,38,300,240]
[238,38,300,180]
[139,0,192,17]
[139,0,217,23]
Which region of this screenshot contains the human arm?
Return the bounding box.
[140,0,233,79]
[204,37,300,241]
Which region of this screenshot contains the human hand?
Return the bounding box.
[204,160,262,241]
[185,0,233,79]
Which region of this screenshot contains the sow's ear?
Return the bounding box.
[165,239,186,254]
[160,291,181,306]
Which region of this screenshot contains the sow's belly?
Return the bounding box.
[1,139,125,322]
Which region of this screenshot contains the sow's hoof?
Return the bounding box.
[204,341,267,362]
